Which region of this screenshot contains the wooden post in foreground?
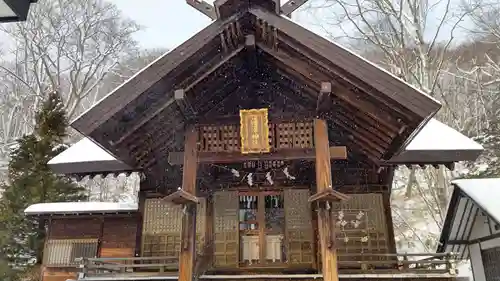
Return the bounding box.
[178,125,198,281]
[310,119,349,281]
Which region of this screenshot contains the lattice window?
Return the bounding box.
[284,189,314,265]
[142,198,206,258]
[293,122,314,148]
[319,193,389,265]
[142,199,182,259]
[275,122,314,149]
[482,246,500,281]
[44,239,98,266]
[276,123,295,148]
[198,121,314,152]
[199,125,240,152]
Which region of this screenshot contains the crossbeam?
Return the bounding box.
[168,146,346,165]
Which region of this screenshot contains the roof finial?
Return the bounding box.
[186,0,310,20]
[186,0,217,20]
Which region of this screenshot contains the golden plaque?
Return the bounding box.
[240,108,270,154]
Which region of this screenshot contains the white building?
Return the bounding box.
[438,178,500,281]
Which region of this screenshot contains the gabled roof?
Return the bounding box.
[24,202,138,216]
[49,119,482,176]
[437,178,500,257]
[69,4,443,169]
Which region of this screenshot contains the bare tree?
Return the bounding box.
[0,0,140,174]
[304,0,473,251]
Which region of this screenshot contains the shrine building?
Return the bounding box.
[25,1,484,281]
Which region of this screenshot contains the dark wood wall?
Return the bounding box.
[100,216,138,258]
[42,215,138,281]
[49,218,102,239]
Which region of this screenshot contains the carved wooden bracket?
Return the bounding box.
[309,189,349,249]
[163,189,200,205]
[308,189,350,204]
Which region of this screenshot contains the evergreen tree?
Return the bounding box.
[0,91,87,279]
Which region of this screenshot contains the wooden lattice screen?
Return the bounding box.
[142,198,206,260]
[284,189,314,266]
[284,189,314,265]
[213,190,239,268]
[198,121,314,153]
[317,193,389,268]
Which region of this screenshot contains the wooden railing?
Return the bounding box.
[75,256,179,279]
[75,252,458,280]
[336,252,458,275]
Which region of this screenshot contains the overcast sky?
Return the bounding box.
[106,0,320,50]
[107,0,212,49]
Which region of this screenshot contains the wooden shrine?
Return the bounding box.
[28,0,484,281]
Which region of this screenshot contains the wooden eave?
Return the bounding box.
[71,6,441,170]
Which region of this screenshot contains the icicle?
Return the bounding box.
[266,172,274,185]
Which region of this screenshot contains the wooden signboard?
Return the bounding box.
[240,108,270,154]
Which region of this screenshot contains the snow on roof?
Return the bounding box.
[24,202,138,215]
[388,118,483,163]
[438,178,500,255]
[48,137,133,174]
[49,138,121,164]
[404,119,483,151]
[452,178,500,224]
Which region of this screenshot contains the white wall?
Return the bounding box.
[470,212,500,240]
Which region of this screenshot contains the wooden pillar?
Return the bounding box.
[135,188,146,257]
[314,119,339,281]
[179,125,198,281]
